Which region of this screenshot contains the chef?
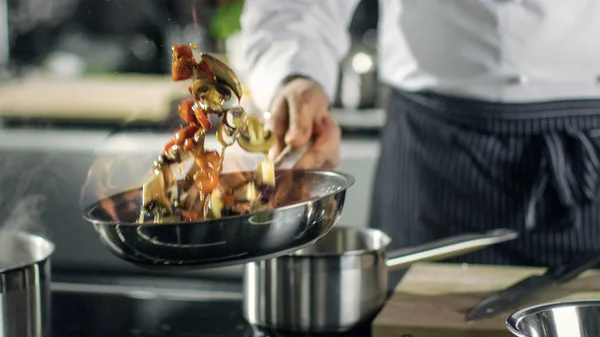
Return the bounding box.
[238,0,600,281]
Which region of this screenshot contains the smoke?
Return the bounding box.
[0,154,54,269]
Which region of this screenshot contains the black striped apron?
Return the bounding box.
[369,89,600,289]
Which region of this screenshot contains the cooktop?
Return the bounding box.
[51,273,371,337]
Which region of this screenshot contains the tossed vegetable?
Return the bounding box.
[237,116,276,154]
[138,43,277,224]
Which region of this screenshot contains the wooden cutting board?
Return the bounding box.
[372,262,600,337]
[0,75,188,123]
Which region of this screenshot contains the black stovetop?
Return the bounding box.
[51,272,372,337]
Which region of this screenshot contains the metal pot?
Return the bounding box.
[506,300,600,337]
[243,225,518,332]
[0,232,54,337]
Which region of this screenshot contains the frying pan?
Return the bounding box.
[82,168,355,269]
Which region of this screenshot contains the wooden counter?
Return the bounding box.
[372,262,600,337]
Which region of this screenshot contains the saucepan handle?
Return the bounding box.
[385,229,519,271]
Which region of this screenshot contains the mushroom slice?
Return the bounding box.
[224,107,247,129]
[191,78,227,113]
[157,164,179,207]
[237,116,276,153]
[217,124,236,148]
[142,170,172,215]
[198,53,243,100]
[182,184,202,211]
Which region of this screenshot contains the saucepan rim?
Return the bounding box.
[0,232,55,273]
[505,299,600,337]
[288,226,391,258]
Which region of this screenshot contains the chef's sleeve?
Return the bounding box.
[239,0,361,112]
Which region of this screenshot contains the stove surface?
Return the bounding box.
[53,291,250,336]
[50,274,371,337]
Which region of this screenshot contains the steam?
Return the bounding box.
[0,195,47,268]
[0,155,53,269]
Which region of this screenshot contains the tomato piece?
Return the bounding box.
[172,61,195,81]
[173,44,194,58]
[175,125,198,144]
[172,45,196,81]
[172,63,194,81]
[194,151,218,168]
[164,125,197,152]
[183,138,195,152]
[194,169,219,193]
[178,99,196,124]
[221,194,237,206]
[180,210,203,221]
[163,138,177,152]
[193,105,212,131]
[196,61,215,79]
[204,151,221,168]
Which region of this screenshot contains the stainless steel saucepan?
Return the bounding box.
[0,231,55,337]
[243,225,519,332]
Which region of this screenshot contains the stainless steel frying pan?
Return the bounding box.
[82,169,355,269]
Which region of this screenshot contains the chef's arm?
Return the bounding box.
[239,0,361,112]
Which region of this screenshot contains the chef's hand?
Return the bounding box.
[267,78,341,169]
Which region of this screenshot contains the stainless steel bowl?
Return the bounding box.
[0,232,55,337]
[82,169,355,269]
[506,300,600,337]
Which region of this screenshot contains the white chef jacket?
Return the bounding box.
[239,0,600,112]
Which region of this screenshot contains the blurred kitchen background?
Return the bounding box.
[0,0,383,279]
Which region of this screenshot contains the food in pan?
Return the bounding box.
[138,44,276,224]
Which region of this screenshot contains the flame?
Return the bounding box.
[81,153,151,223]
[80,132,166,223]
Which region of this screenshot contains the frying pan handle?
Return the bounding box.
[385,229,519,271]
